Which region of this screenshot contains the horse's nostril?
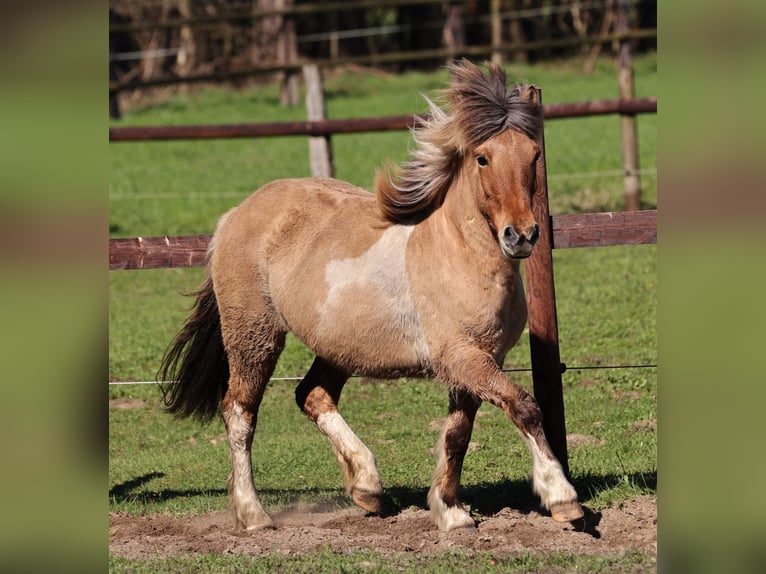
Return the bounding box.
[528,223,540,244]
[503,225,538,246]
[503,225,518,243]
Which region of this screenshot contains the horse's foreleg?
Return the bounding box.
[295,358,383,513]
[428,388,481,531]
[443,350,583,523]
[520,426,584,522]
[497,381,582,521]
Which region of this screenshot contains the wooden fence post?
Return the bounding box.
[616,0,641,211]
[524,87,570,476]
[303,64,334,178]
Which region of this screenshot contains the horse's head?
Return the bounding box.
[375,60,544,261]
[447,64,543,260]
[471,122,541,259]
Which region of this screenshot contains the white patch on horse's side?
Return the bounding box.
[316,411,382,495]
[319,225,430,364]
[427,487,475,531]
[523,432,578,509]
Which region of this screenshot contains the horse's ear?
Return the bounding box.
[520,84,541,106]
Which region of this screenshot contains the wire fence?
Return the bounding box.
[109,168,657,202]
[108,363,657,386]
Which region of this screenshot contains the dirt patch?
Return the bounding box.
[109,398,147,410]
[630,418,657,433]
[109,496,656,561]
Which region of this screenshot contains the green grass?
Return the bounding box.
[110,53,656,237]
[110,548,655,573]
[109,53,657,570]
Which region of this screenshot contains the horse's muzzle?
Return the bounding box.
[500,223,540,259]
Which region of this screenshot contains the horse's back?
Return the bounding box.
[212,178,376,263]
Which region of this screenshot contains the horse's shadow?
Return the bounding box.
[109,470,655,540]
[109,472,227,505]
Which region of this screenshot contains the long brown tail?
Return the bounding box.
[158,274,229,422]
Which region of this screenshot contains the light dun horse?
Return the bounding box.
[160,60,583,532]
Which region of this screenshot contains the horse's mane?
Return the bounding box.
[375,59,542,224]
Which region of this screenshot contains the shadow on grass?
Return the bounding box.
[110,470,655,526]
[383,470,655,516]
[109,472,167,500]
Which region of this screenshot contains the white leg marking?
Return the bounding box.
[427,432,475,531]
[523,432,578,509]
[316,412,382,496]
[428,487,476,532]
[224,402,274,529]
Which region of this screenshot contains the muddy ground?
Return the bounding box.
[109,495,656,563]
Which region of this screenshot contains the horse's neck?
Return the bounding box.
[430,172,502,261]
[418,174,522,297]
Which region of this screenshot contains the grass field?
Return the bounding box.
[109,53,656,572]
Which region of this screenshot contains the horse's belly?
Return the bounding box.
[303,302,429,377]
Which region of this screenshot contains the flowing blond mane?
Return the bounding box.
[375,59,542,224]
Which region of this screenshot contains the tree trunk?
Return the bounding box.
[443,2,466,56]
[176,0,195,93]
[250,0,281,66]
[278,6,299,107]
[507,0,528,63]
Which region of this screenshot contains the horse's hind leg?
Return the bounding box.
[295,357,383,513]
[221,316,285,531]
[428,388,481,531]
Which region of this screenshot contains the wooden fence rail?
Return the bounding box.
[109,97,656,142]
[108,210,656,271]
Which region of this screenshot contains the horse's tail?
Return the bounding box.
[158,273,229,422]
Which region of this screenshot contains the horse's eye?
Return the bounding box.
[476,155,489,167]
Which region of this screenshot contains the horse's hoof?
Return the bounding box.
[239,513,276,531]
[352,487,383,514]
[244,520,276,531]
[448,524,478,534]
[433,508,477,532]
[550,500,585,522]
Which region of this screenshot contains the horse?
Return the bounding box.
[159,59,584,532]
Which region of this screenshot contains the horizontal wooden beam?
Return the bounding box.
[109,98,656,142]
[109,115,419,141]
[544,97,656,119]
[109,235,212,270]
[108,210,656,270]
[551,209,656,249]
